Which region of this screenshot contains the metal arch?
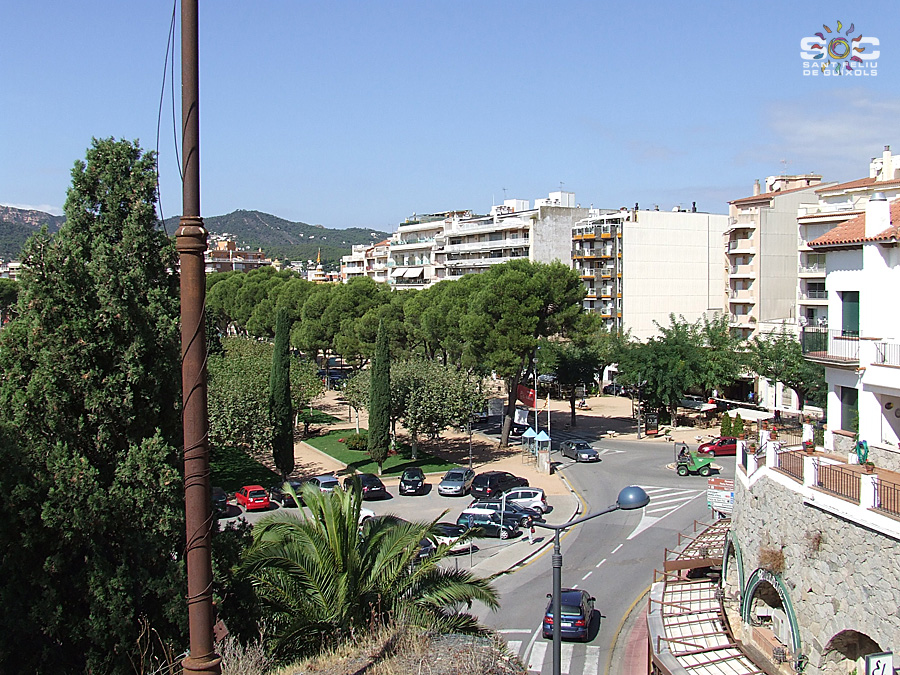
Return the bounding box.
[740,568,802,655]
[721,530,745,598]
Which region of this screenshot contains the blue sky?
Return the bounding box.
[2,1,898,230]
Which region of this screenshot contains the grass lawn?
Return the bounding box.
[210,444,281,492]
[298,409,343,425]
[305,429,459,476]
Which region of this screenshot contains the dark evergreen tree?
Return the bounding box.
[0,138,186,673]
[270,306,294,477]
[367,318,391,472]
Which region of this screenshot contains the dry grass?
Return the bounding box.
[271,625,525,675]
[758,546,786,575]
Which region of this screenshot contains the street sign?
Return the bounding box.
[707,477,734,514]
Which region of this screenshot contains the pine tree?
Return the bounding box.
[270,306,294,477]
[368,318,391,473]
[720,412,733,437]
[0,138,185,673]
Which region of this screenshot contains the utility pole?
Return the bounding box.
[177,1,221,673]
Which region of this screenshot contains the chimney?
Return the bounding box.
[753,179,761,196]
[865,192,890,238]
[691,201,697,213]
[881,145,895,182]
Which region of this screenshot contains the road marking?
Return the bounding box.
[499,629,530,634]
[627,491,704,540]
[527,640,547,672]
[506,640,522,656]
[582,570,593,580]
[522,624,542,672]
[584,645,601,675]
[596,558,607,568]
[611,543,623,554]
[561,642,574,674]
[647,496,695,507]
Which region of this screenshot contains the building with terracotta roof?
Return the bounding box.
[340,239,390,283]
[801,192,900,460]
[727,174,824,342]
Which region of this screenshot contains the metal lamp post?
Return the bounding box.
[533,485,650,675]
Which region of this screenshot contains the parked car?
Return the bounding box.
[603,383,626,396]
[235,485,270,511]
[343,472,389,500]
[438,468,475,496]
[359,506,375,525]
[560,440,600,462]
[502,487,548,514]
[467,499,545,527]
[456,508,520,540]
[398,467,427,495]
[470,471,529,499]
[306,474,341,492]
[471,402,490,424]
[268,479,305,507]
[432,522,473,554]
[697,436,737,457]
[211,486,228,515]
[363,515,435,560]
[542,588,596,641]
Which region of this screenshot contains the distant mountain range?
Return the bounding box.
[0,206,391,266]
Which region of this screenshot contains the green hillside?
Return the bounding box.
[0,206,65,260]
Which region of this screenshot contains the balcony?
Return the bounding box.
[729,314,756,326]
[875,340,900,367]
[600,269,613,279]
[726,239,755,253]
[728,264,754,277]
[798,264,826,276]
[801,327,859,365]
[728,289,754,301]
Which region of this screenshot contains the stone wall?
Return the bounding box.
[731,474,900,672]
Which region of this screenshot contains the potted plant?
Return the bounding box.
[863,461,876,474]
[803,440,815,454]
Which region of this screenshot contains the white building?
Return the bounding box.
[386,192,589,289]
[573,206,728,340]
[803,193,900,461]
[340,239,390,283]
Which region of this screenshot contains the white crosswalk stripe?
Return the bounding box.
[527,640,547,672]
[560,642,574,674]
[583,646,601,675]
[506,640,522,656]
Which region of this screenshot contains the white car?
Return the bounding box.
[433,522,473,554]
[502,487,548,514]
[359,506,375,525]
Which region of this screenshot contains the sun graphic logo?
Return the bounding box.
[800,21,880,77]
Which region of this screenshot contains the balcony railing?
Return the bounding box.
[875,341,900,367]
[814,460,861,503]
[799,264,826,274]
[801,327,860,364]
[776,449,804,482]
[801,289,827,299]
[875,476,900,518]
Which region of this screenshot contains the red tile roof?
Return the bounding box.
[815,176,900,193]
[730,183,824,206]
[809,199,900,247]
[798,210,862,220]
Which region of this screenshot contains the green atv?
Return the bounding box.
[675,442,715,477]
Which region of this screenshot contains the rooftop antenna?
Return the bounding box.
[780,158,792,175]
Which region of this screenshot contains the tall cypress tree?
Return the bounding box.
[368,318,391,473]
[270,306,294,478]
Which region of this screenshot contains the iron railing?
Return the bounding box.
[875,341,900,367]
[875,477,900,518]
[777,450,804,482]
[801,327,860,363]
[814,460,861,504]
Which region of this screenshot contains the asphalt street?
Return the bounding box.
[477,438,735,675]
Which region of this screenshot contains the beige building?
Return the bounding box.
[204,239,272,274]
[726,174,824,340]
[573,206,728,340]
[340,239,390,283]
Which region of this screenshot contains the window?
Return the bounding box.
[807,282,826,299]
[840,386,858,433]
[840,291,859,336]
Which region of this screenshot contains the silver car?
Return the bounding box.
[438,468,475,496]
[560,440,600,462]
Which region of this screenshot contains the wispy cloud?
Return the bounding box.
[742,89,900,178]
[0,202,64,216]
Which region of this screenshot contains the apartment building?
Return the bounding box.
[384,192,588,289]
[797,146,900,328]
[727,175,824,340]
[204,239,272,274]
[572,206,728,340]
[340,239,390,283]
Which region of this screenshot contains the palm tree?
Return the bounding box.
[241,481,499,661]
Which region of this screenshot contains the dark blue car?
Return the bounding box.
[542,588,596,641]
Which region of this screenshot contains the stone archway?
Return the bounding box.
[721,531,744,603]
[819,630,883,675]
[741,569,801,655]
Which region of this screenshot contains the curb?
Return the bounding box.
[604,584,650,675]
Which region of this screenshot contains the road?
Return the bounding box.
[477,438,734,675]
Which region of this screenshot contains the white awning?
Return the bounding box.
[390,267,407,277]
[404,267,423,277]
[726,407,774,422]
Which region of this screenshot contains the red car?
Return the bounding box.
[236,485,270,511]
[697,437,737,457]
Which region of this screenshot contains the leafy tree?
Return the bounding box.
[461,260,584,446]
[368,318,391,472]
[0,138,185,673]
[393,358,483,458]
[241,483,499,662]
[209,337,274,455]
[291,356,325,436]
[751,326,826,409]
[697,314,748,394]
[270,306,294,477]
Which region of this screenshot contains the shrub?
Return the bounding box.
[720,413,732,437]
[344,431,369,453]
[759,546,786,574]
[732,413,745,438]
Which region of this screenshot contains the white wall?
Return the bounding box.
[621,210,727,340]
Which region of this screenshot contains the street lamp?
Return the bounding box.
[533,485,650,675]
